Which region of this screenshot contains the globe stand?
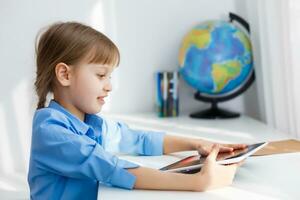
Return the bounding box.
[190,100,240,119]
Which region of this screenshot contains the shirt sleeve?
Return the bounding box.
[31,115,139,190]
[101,119,166,156]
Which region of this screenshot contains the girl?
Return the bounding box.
[28,22,247,200]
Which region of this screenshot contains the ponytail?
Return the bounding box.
[35,75,51,109]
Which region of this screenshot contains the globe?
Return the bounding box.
[178,13,255,119]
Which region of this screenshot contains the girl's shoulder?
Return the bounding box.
[32,107,94,136]
[33,107,70,128]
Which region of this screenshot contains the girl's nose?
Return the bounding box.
[104,80,112,92]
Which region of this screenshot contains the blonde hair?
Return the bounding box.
[34,22,120,109]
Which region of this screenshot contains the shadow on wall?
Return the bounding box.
[0,0,110,175]
[233,0,261,121]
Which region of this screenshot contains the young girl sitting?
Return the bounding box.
[28,22,247,200]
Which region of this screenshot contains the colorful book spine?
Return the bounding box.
[156,71,179,117]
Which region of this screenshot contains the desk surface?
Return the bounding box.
[98,114,299,200]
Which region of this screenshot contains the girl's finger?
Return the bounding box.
[227,144,248,149]
[219,146,234,152]
[207,144,220,161]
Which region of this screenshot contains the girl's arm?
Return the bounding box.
[163,135,247,155]
[128,145,241,191]
[163,135,196,154]
[128,166,197,191]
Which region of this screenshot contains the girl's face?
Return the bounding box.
[69,62,113,115]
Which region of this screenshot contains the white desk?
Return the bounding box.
[98,113,300,200]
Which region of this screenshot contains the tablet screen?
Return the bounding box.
[160,142,266,172]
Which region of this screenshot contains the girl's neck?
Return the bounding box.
[53,97,85,122]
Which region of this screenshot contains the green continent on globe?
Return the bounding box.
[212,60,242,92]
[234,31,251,52]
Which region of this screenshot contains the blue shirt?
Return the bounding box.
[28,100,165,200]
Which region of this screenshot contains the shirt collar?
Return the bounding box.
[48,100,90,134]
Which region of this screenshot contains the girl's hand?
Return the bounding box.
[193,144,243,191]
[194,139,248,156]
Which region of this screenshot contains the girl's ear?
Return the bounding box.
[55,62,72,86]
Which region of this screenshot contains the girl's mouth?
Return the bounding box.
[97,97,105,104]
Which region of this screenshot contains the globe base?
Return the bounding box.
[190,103,240,119]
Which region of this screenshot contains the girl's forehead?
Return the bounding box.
[94,63,114,69]
[86,63,115,73]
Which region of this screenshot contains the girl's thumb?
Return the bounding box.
[207,144,220,160]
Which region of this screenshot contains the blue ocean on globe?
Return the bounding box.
[179,20,253,95]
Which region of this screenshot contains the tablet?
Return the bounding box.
[160,142,268,174]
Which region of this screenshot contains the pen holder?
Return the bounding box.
[155,71,179,117]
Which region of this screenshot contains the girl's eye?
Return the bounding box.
[97,74,106,79]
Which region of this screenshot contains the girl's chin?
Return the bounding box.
[85,105,102,115]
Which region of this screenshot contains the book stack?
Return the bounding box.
[156,71,179,117]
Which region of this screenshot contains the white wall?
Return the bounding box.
[242,0,300,139]
[108,0,260,118]
[0,0,109,174]
[0,0,259,175]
